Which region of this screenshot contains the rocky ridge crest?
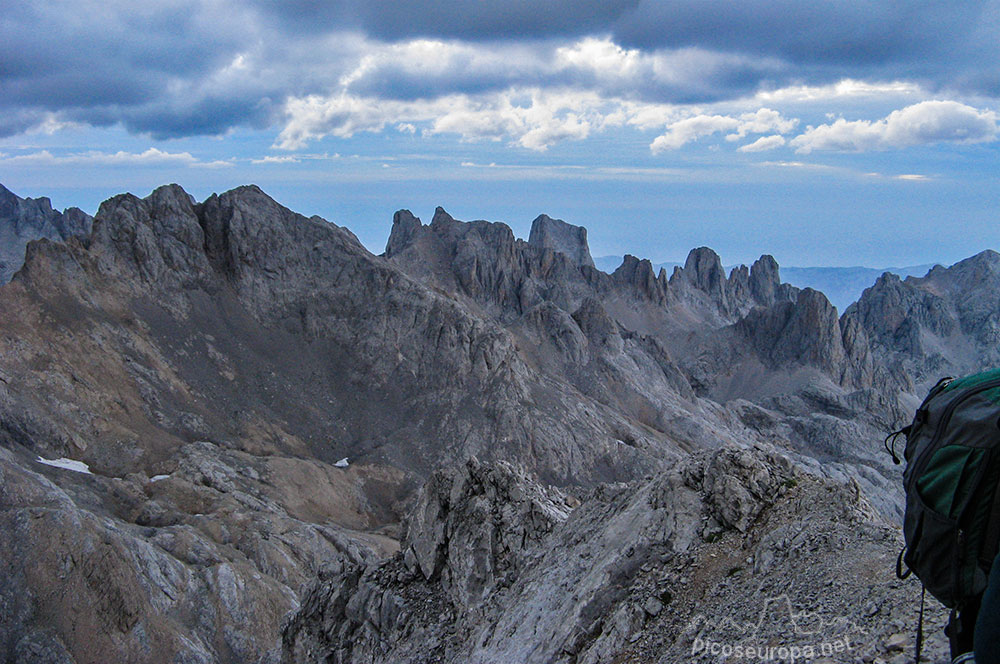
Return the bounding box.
[0,183,92,283]
[283,448,948,663]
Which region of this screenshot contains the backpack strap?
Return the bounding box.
[947,607,962,658]
[896,546,912,580]
[947,597,982,659]
[915,584,926,663]
[885,426,910,465]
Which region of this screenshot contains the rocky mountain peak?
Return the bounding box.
[431,206,455,226]
[90,184,211,289]
[680,246,726,295]
[784,288,845,367]
[611,254,668,304]
[0,183,93,283]
[527,214,595,268]
[385,209,422,257]
[0,182,46,218]
[737,287,845,374]
[146,184,200,223]
[923,249,1000,294]
[957,248,1000,267]
[749,254,781,306]
[845,249,1000,383]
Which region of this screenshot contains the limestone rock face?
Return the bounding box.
[403,459,571,607]
[284,447,949,663]
[610,255,668,305]
[749,254,782,306]
[680,246,728,303]
[528,213,595,268]
[282,459,574,664]
[572,296,621,348]
[91,184,214,293]
[0,443,393,664]
[694,446,789,532]
[845,250,1000,386]
[737,288,846,375]
[0,183,92,283]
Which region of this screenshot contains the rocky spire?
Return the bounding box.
[680,247,727,298]
[384,209,422,257]
[749,255,781,306]
[737,287,845,373]
[528,214,595,268]
[611,255,668,304]
[431,206,456,226]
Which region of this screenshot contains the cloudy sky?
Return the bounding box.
[1,0,998,268]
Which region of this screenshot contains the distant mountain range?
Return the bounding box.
[594,255,937,311]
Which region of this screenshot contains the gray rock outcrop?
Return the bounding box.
[0,442,392,664]
[0,183,92,283]
[527,213,595,268]
[845,250,1000,387]
[284,448,949,664]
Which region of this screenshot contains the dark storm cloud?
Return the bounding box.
[0,0,997,141]
[612,1,988,65]
[255,0,995,71]
[253,0,640,40]
[328,0,1000,97]
[71,96,280,140]
[0,0,258,136]
[607,0,1000,99]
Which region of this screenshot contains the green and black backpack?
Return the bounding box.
[892,368,1000,608]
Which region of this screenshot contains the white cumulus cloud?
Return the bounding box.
[738,135,786,152]
[754,79,925,104]
[650,108,796,152]
[278,88,612,151]
[651,114,741,152]
[790,101,999,153]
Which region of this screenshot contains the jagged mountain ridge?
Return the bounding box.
[846,250,1000,389]
[0,183,92,283]
[781,264,937,311]
[0,181,994,663]
[380,205,916,512]
[7,184,668,485]
[593,254,938,312]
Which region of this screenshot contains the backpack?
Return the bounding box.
[891,368,1000,608]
